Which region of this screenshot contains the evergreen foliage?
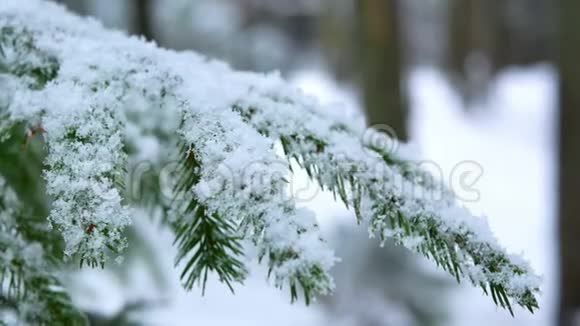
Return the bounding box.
[0,1,540,324]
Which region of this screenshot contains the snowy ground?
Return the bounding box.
[74,66,557,325]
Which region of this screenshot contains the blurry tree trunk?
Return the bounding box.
[447,0,497,103]
[134,0,153,41]
[449,0,494,72]
[54,0,87,15]
[319,0,356,82]
[357,0,408,141]
[448,0,553,103]
[558,0,580,324]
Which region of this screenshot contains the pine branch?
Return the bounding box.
[171,143,247,293]
[1,1,336,304]
[0,24,58,89]
[0,0,541,318]
[0,22,131,267]
[176,112,336,303]
[0,226,87,325]
[0,179,87,325]
[231,97,540,313]
[44,106,130,268]
[0,123,66,258]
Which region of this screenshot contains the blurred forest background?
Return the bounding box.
[48,0,579,325]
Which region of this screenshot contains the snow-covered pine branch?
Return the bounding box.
[0,0,539,322]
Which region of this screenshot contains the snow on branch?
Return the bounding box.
[0,0,539,314]
[230,77,541,313]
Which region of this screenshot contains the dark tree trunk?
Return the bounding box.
[447,0,498,102]
[448,0,553,104]
[357,0,408,141]
[134,0,153,41]
[558,0,580,324]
